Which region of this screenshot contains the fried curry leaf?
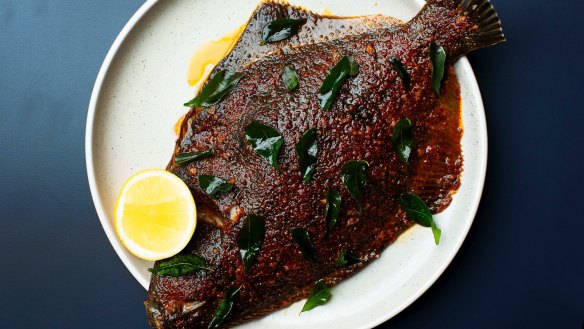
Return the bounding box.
[184,70,243,107]
[430,42,446,95]
[261,18,307,44]
[198,174,234,197]
[301,281,332,313]
[245,121,284,170]
[282,66,299,91]
[208,286,241,329]
[295,128,318,183]
[431,220,442,245]
[391,118,414,164]
[335,250,359,266]
[389,57,410,91]
[318,56,357,110]
[237,215,266,274]
[148,254,210,277]
[291,228,317,263]
[341,160,369,210]
[348,57,360,76]
[324,188,341,233]
[175,148,214,166]
[399,191,441,245]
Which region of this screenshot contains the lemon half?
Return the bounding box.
[114,169,196,261]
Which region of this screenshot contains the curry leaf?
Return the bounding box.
[291,228,317,263]
[430,42,446,95]
[324,188,341,233]
[148,254,210,277]
[245,121,284,170]
[389,57,410,91]
[341,160,369,210]
[184,70,243,107]
[391,118,414,164]
[301,281,332,313]
[282,66,299,91]
[208,286,241,329]
[261,18,307,44]
[431,221,442,245]
[295,128,318,183]
[199,174,234,197]
[335,250,359,266]
[175,148,214,166]
[237,215,266,274]
[318,56,356,110]
[348,58,360,76]
[399,191,441,245]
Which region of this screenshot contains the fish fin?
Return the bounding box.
[410,67,463,213]
[459,0,506,51]
[425,0,505,53]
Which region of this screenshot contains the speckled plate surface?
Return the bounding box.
[85,0,487,328]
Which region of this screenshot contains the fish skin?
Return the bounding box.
[146,0,504,328]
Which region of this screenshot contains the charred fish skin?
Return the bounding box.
[147,0,504,328]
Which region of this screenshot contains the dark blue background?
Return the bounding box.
[1,1,582,328]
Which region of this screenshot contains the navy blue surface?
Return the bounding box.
[0,1,582,328]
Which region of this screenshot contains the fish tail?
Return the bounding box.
[417,0,505,58]
[459,0,506,51]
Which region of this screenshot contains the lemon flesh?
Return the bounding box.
[114,169,196,261]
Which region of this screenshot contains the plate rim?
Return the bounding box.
[86,0,159,289]
[85,0,488,327]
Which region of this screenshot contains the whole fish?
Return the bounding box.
[146,0,504,328]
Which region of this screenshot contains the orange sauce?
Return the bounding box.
[186,24,246,88]
[177,25,246,135]
[321,8,333,16]
[174,113,186,136]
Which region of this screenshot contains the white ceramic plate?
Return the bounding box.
[86,0,487,328]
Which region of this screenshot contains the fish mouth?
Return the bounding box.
[145,300,164,329]
[145,300,207,329]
